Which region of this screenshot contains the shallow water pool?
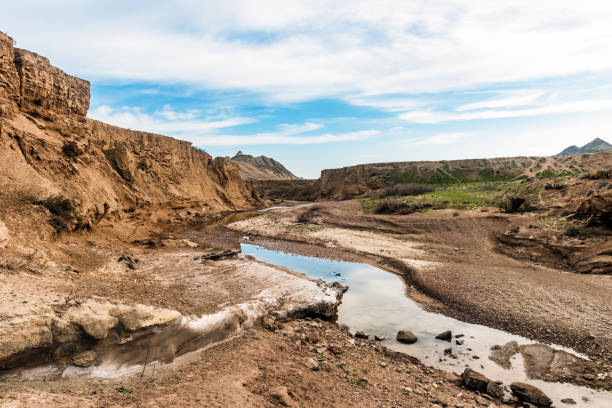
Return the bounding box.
[242,243,612,407]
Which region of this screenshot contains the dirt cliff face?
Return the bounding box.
[0,31,258,233]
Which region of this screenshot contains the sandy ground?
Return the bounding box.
[228,202,612,375]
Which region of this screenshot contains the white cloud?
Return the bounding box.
[406,132,467,147]
[190,129,380,146]
[456,90,546,111]
[89,105,256,134]
[2,1,612,105]
[89,104,379,146]
[398,99,612,124]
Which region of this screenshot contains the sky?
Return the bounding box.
[2,1,612,178]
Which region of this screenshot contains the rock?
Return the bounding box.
[262,315,279,331]
[510,382,552,407]
[519,343,597,384]
[560,398,576,405]
[267,386,298,408]
[76,315,118,340]
[306,330,319,344]
[304,357,319,370]
[461,368,489,393]
[0,322,53,369]
[455,334,464,338]
[456,339,464,345]
[489,340,519,369]
[435,330,452,341]
[486,381,504,398]
[73,350,97,367]
[111,304,180,332]
[328,344,345,355]
[355,331,369,339]
[444,347,453,355]
[0,220,9,248]
[396,330,418,344]
[379,362,387,368]
[374,334,386,341]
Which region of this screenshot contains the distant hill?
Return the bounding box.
[231,151,298,180]
[557,138,612,156]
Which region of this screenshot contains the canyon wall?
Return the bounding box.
[0,32,258,231]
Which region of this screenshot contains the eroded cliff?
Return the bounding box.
[0,31,258,233]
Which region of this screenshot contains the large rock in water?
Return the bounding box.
[435,330,452,341]
[510,382,552,407]
[396,330,418,344]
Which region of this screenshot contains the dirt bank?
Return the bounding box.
[1,318,515,408]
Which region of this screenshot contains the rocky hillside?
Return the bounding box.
[253,152,611,201]
[557,138,612,156]
[311,153,611,200]
[232,151,298,180]
[0,32,258,233]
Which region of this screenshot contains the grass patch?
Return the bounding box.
[116,387,133,394]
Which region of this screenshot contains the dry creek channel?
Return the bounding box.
[241,243,612,408]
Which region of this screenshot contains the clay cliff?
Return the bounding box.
[0,32,258,233]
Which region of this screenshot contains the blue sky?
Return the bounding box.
[2,1,612,178]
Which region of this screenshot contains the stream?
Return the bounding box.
[241,243,612,407]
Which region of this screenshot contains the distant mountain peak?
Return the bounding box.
[556,138,612,156]
[231,151,298,180]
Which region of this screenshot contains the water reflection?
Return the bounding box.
[241,244,612,407]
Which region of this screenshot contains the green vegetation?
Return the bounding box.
[385,166,516,186]
[116,387,133,394]
[361,182,507,213]
[535,167,574,179]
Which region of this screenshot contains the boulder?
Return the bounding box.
[396,330,417,344]
[435,330,452,341]
[0,220,9,248]
[461,368,489,393]
[76,315,118,340]
[489,340,519,369]
[486,381,504,398]
[510,382,552,407]
[111,304,181,332]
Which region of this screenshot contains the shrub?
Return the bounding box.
[498,196,527,213]
[379,183,434,198]
[373,199,411,214]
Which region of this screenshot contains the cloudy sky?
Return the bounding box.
[2,1,612,178]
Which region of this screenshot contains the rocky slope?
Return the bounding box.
[231,150,298,180]
[557,137,612,156]
[252,153,611,201]
[0,31,258,235]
